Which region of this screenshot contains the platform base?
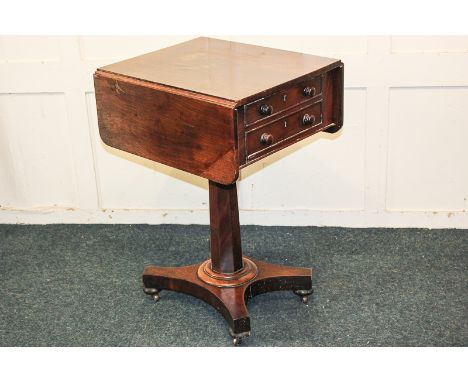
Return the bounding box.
[143,256,313,342]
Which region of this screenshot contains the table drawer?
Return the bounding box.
[244,75,322,127]
[246,101,323,161]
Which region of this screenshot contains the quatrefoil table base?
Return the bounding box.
[142,181,313,345]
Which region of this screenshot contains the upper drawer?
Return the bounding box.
[243,75,323,127]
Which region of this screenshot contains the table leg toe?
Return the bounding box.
[142,262,252,335]
[245,257,313,299]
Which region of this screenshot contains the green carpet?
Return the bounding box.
[0,224,466,346]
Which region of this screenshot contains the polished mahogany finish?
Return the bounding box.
[143,255,312,335]
[94,72,238,185]
[94,37,343,185]
[94,37,344,344]
[97,37,340,104]
[208,181,243,274]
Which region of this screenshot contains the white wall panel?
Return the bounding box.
[0,36,467,227]
[0,36,60,62]
[224,35,368,55]
[391,36,468,53]
[79,36,194,61]
[0,62,63,93]
[0,93,76,208]
[386,87,468,211]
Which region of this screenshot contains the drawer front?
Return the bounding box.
[244,75,323,127]
[246,101,323,161]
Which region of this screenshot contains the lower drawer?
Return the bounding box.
[245,101,323,161]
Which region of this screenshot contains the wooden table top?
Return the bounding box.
[98,37,340,103]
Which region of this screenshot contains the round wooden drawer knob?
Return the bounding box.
[260,133,274,145]
[259,104,273,116]
[303,86,316,97]
[302,114,315,126]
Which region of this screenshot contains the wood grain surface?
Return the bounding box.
[94,37,343,186]
[98,37,341,104]
[94,71,239,185]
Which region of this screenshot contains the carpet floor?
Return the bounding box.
[0,224,466,346]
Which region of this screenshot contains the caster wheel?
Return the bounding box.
[229,328,250,346]
[143,287,161,303]
[294,289,313,304]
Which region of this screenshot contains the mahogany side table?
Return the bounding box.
[94,37,343,345]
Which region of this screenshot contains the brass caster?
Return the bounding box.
[229,328,250,346]
[143,287,161,303]
[294,289,313,304]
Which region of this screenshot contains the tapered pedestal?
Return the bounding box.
[142,181,313,344]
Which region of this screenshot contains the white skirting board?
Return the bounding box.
[0,208,466,228]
